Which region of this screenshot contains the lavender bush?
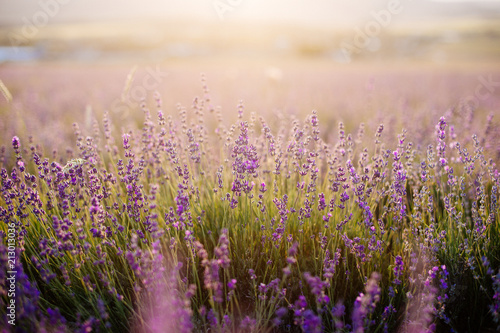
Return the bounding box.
[0,75,499,332]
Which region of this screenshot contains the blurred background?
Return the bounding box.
[0,0,499,154]
[1,0,500,63]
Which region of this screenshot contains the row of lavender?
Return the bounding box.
[1,87,499,332]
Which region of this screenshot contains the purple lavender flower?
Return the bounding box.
[436,116,447,159]
[490,270,500,329]
[122,133,131,150]
[228,278,237,290]
[12,136,20,155]
[393,255,404,285]
[240,316,257,331]
[304,272,329,305]
[332,302,345,330]
[352,272,381,333]
[229,121,260,208]
[301,309,322,333]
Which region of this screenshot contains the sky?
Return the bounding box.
[1,0,500,28]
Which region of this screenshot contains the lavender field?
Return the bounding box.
[1,2,500,331]
[0,61,499,333]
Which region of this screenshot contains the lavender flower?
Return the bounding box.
[352,272,381,332]
[393,255,404,285]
